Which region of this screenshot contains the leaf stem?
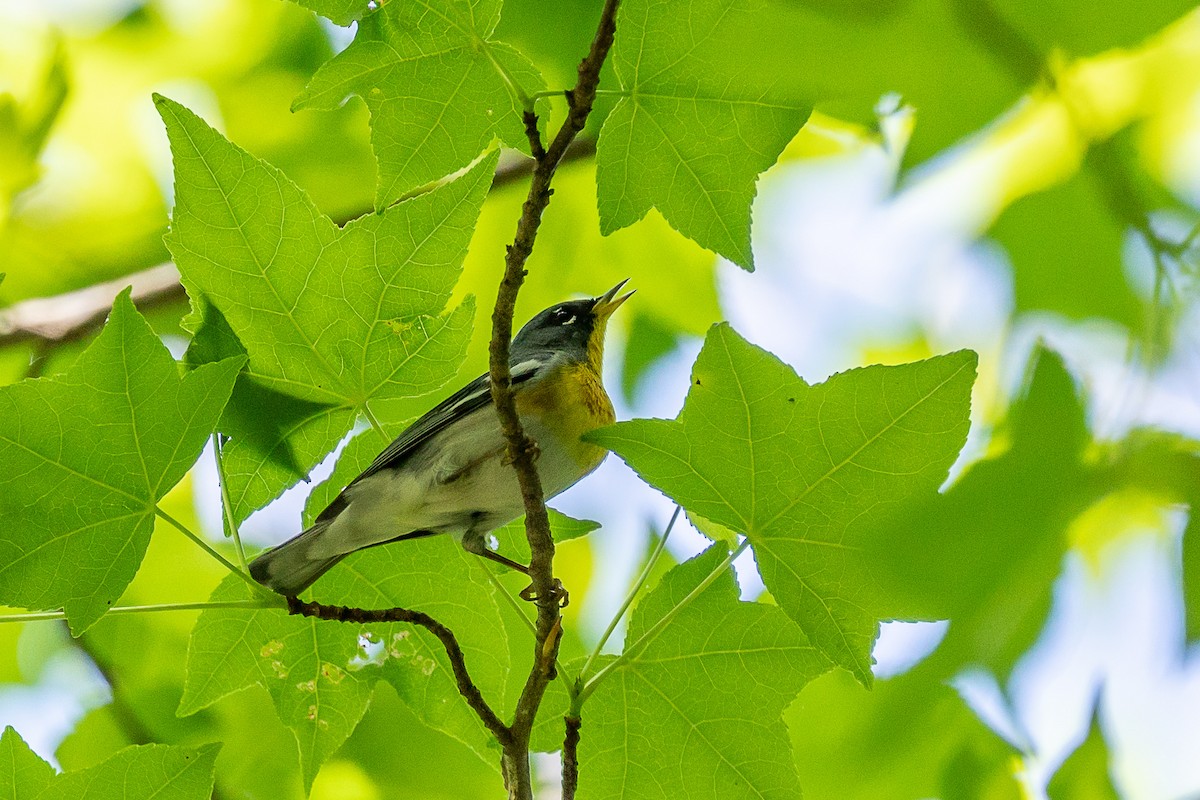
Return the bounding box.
[577,505,680,683]
[212,433,248,571]
[481,42,534,111]
[0,599,281,624]
[154,507,260,590]
[361,402,388,441]
[577,538,749,704]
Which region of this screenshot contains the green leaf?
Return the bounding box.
[158,95,485,523]
[596,0,811,269]
[750,2,1022,169]
[868,347,1092,680]
[620,310,678,403]
[579,546,830,799]
[589,324,976,683]
[789,666,1020,800]
[0,290,242,634]
[990,0,1199,56]
[1047,707,1119,800]
[294,0,545,207]
[289,0,371,26]
[1185,508,1200,644]
[1,727,54,796]
[1,726,220,800]
[181,536,515,789]
[991,166,1141,328]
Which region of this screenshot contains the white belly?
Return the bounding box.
[304,406,590,559]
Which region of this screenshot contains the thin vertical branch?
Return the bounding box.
[487,1,621,797]
[561,714,583,800]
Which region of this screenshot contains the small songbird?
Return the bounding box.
[249,280,633,598]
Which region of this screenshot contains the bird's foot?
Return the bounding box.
[502,438,541,466]
[519,577,569,608]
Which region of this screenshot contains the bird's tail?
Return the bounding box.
[248,522,346,597]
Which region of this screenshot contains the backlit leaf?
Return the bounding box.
[0,291,241,634]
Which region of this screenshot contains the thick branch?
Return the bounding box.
[286,596,511,746]
[486,2,620,798]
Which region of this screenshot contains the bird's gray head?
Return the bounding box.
[511,280,633,366]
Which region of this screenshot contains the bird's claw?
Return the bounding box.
[519,578,569,608]
[502,439,541,467]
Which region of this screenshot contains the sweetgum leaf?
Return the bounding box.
[289,0,371,26]
[579,546,830,799]
[0,727,54,795]
[596,0,811,269]
[158,95,485,523]
[867,347,1092,680]
[294,0,545,207]
[0,290,242,634]
[589,324,976,683]
[181,537,515,790]
[0,726,220,800]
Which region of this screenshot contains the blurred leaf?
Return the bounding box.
[1,726,220,800]
[295,0,544,207]
[579,546,831,799]
[159,96,485,523]
[0,291,241,634]
[992,159,1145,328]
[1186,510,1200,644]
[620,311,678,404]
[331,682,505,799]
[789,666,1020,800]
[1047,707,1118,800]
[0,38,66,212]
[597,0,811,268]
[991,0,1199,56]
[589,324,976,683]
[181,535,518,790]
[768,0,1022,167]
[869,347,1091,680]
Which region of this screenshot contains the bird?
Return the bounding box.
[249,280,634,599]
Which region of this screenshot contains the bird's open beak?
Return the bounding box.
[593,279,634,321]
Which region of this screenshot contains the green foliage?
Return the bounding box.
[868,347,1091,679]
[0,726,219,800]
[181,536,522,789]
[992,0,1200,55]
[1046,708,1119,800]
[596,0,811,269]
[159,95,484,524]
[589,324,976,683]
[578,546,831,799]
[3,0,1199,798]
[0,291,242,634]
[789,667,1020,800]
[295,0,545,207]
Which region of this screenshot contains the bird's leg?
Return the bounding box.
[462,526,568,607]
[501,437,541,467]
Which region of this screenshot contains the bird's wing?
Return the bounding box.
[354,358,544,483]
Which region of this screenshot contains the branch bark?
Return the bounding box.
[486,2,620,797]
[561,714,582,800]
[285,596,511,747]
